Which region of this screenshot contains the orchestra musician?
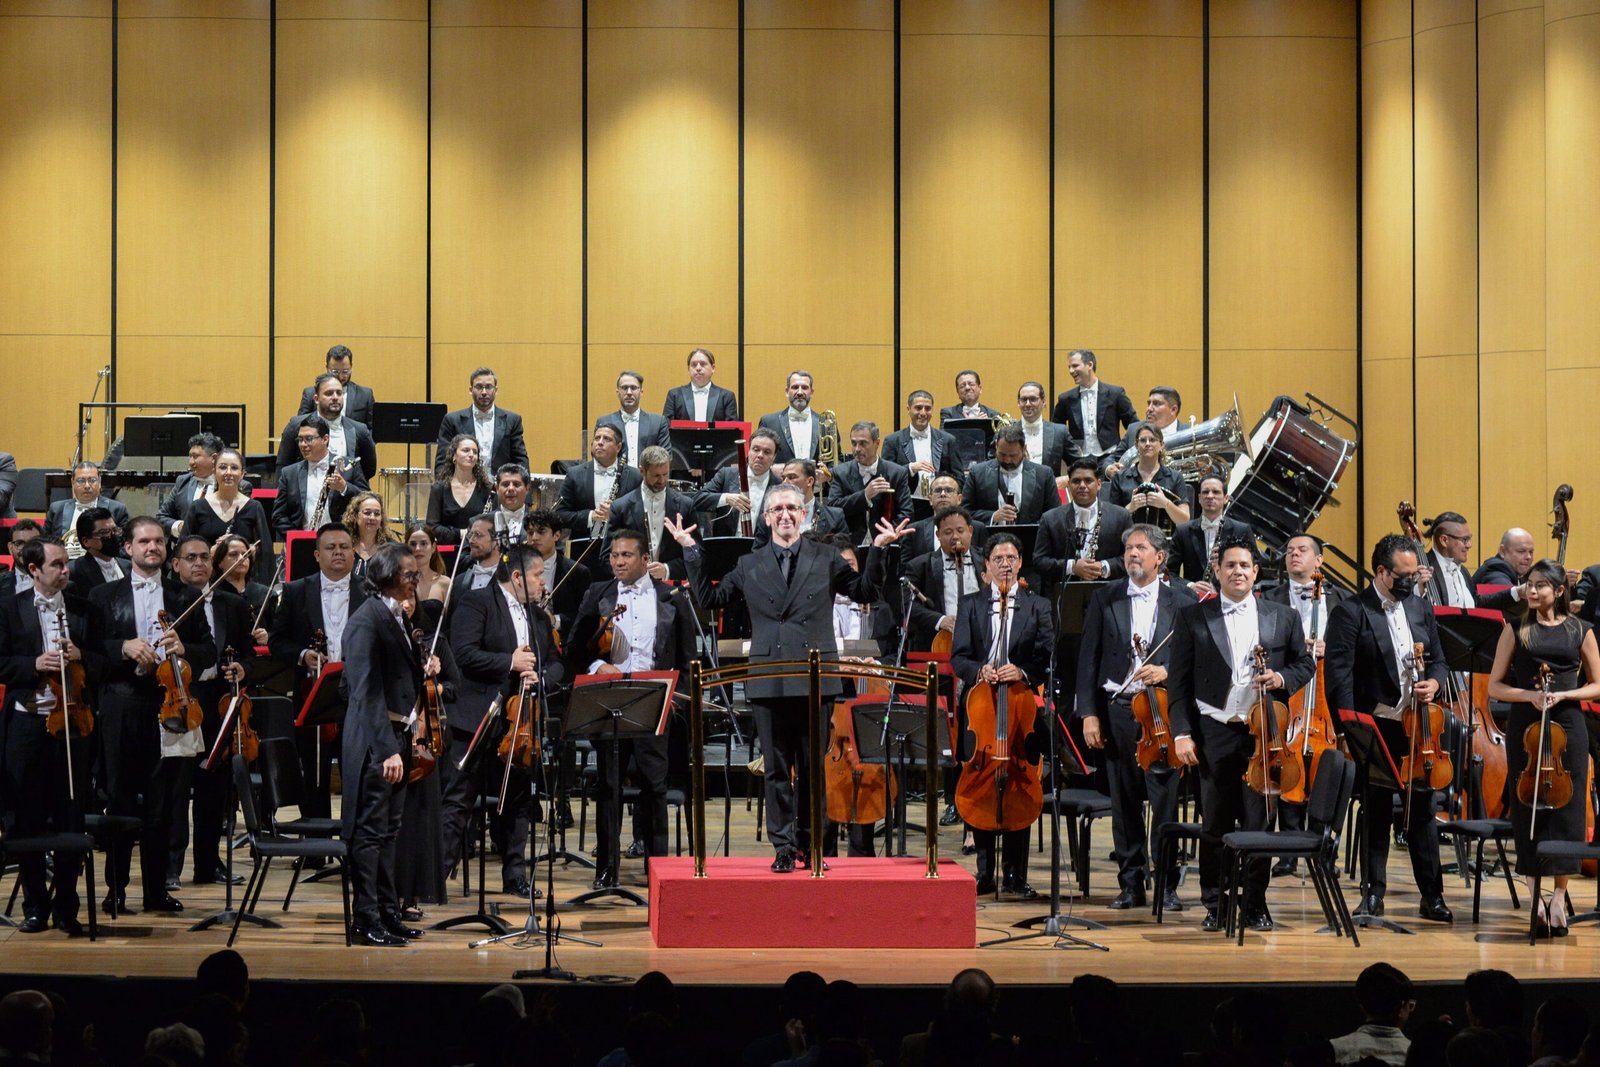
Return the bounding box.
[1015,382,1068,477]
[1050,349,1138,467]
[661,348,741,424]
[606,445,698,579]
[341,542,439,946]
[434,367,529,477]
[1473,528,1536,588]
[757,371,823,465]
[212,535,272,647]
[178,448,273,584]
[44,462,129,554]
[343,492,400,582]
[1167,475,1251,589]
[1102,386,1183,479]
[1485,559,1600,936]
[1034,459,1131,588]
[526,507,591,635]
[555,425,642,551]
[67,508,131,594]
[1167,537,1313,932]
[902,476,985,560]
[596,371,672,471]
[425,435,494,545]
[157,432,223,536]
[950,533,1053,897]
[488,463,535,547]
[0,537,92,934]
[1421,512,1522,614]
[826,422,913,544]
[669,484,908,872]
[939,370,1002,424]
[84,516,216,915]
[1076,524,1197,909]
[0,520,43,599]
[760,459,848,545]
[297,344,374,427]
[566,530,696,889]
[1323,533,1454,923]
[275,372,378,479]
[271,415,370,537]
[961,424,1061,527]
[693,428,780,536]
[452,515,502,597]
[1100,425,1191,533]
[881,390,961,496]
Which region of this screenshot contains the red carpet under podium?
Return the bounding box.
[648,857,977,948]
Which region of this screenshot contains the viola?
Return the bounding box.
[1516,663,1573,813]
[1283,571,1338,803]
[954,580,1045,833]
[45,608,94,742]
[1128,635,1179,772]
[155,609,203,735]
[1244,644,1303,819]
[496,679,539,813]
[407,626,446,785]
[215,646,259,762]
[1400,641,1454,793]
[824,702,896,827]
[597,603,627,659]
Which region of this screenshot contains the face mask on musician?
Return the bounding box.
[97,531,122,555]
[1388,573,1416,600]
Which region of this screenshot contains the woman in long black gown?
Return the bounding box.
[1488,558,1600,936]
[181,448,275,583]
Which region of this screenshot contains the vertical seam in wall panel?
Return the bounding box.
[268,0,277,437]
[892,0,901,430]
[1354,0,1366,572]
[109,0,118,413]
[1474,0,1481,549]
[580,0,589,449]
[425,0,432,404]
[1047,0,1055,408]
[737,0,745,406]
[1201,0,1210,417]
[1410,0,1417,499]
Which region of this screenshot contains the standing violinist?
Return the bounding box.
[1166,537,1312,932]
[566,530,696,890]
[950,533,1054,898]
[1262,533,1347,870]
[443,543,560,902]
[0,537,92,934]
[1485,559,1600,937]
[84,516,216,916]
[1075,524,1196,910]
[1323,533,1453,922]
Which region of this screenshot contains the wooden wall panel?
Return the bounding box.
[431,0,583,468]
[1211,0,1358,558]
[0,2,112,474]
[1053,1,1203,420]
[117,1,269,453]
[274,0,428,461]
[586,0,739,434]
[744,0,894,432]
[901,0,1050,423]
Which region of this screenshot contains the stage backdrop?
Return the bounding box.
[2,0,1597,572]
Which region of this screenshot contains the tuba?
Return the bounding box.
[1116,395,1248,483]
[817,410,842,467]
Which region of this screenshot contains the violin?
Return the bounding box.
[1244,645,1303,818]
[155,609,203,735]
[45,608,94,742]
[218,646,259,763]
[1517,663,1573,813]
[954,580,1045,833]
[1283,571,1338,803]
[407,626,445,785]
[824,701,896,827]
[597,602,628,659]
[496,678,539,813]
[1401,641,1454,816]
[1128,634,1180,772]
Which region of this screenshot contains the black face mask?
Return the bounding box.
[95,532,122,556]
[1388,573,1416,600]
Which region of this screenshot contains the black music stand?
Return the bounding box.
[371,402,448,522]
[911,497,934,524]
[1054,580,1108,638]
[192,693,279,932]
[943,417,996,472]
[851,699,947,858]
[1436,609,1507,824]
[434,702,514,936]
[565,673,677,907]
[123,414,201,476]
[668,421,747,482]
[1338,712,1415,935]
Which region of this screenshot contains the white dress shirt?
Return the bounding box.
[467,561,497,591]
[1201,517,1224,562]
[984,587,1018,666]
[499,585,531,649]
[24,593,65,714]
[132,573,165,653]
[496,505,527,544]
[833,594,867,644]
[788,408,814,459]
[13,571,34,596]
[998,466,1023,519]
[591,465,619,536]
[1021,417,1046,465]
[593,577,657,674]
[1080,385,1099,454]
[1107,579,1160,696]
[324,415,349,465]
[1375,592,1416,719]
[95,555,124,582]
[65,503,89,558]
[473,406,497,470]
[197,597,219,682]
[303,459,331,530]
[942,550,977,619]
[1436,557,1475,608]
[1287,580,1329,641]
[692,386,710,422]
[725,469,771,519]
[319,573,352,662]
[620,411,641,469]
[1198,594,1260,723]
[909,429,933,490]
[641,485,667,558]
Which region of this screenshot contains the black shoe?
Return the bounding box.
[592,869,618,891]
[974,877,997,895]
[381,913,423,940]
[1162,890,1184,913]
[502,878,533,898]
[17,914,48,934]
[400,905,424,923]
[624,840,647,860]
[557,804,575,830]
[352,922,407,947]
[164,876,181,892]
[1354,894,1384,917]
[1245,908,1274,932]
[1201,908,1220,932]
[303,856,328,871]
[54,915,86,938]
[795,852,829,872]
[1108,889,1147,910]
[1271,859,1297,877]
[142,895,184,914]
[939,804,961,827]
[771,849,796,873]
[1004,881,1039,900]
[1418,896,1453,923]
[961,841,977,856]
[101,894,131,916]
[192,871,245,886]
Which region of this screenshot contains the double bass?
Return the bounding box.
[1282,572,1337,803]
[955,580,1045,833]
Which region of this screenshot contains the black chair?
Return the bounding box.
[229,754,349,947]
[1151,821,1203,922]
[256,736,341,910]
[1436,817,1520,922]
[1528,839,1600,944]
[1050,788,1113,896]
[83,813,142,918]
[1218,751,1360,946]
[0,831,98,940]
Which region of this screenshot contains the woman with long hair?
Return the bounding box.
[406,523,452,603]
[426,434,494,544]
[211,534,273,644]
[343,491,398,580]
[1102,425,1190,533]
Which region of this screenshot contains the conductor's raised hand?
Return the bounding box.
[872,517,913,547]
[664,513,699,548]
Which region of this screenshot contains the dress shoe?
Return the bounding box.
[143,895,185,914]
[400,905,425,923]
[795,853,829,872]
[1162,890,1184,913]
[1201,908,1220,932]
[502,878,534,898]
[303,856,327,871]
[17,914,48,934]
[1244,909,1274,932]
[1353,895,1384,917]
[770,849,796,873]
[1001,872,1038,899]
[1271,859,1298,878]
[1418,897,1454,923]
[624,840,647,860]
[592,869,619,891]
[351,922,407,947]
[192,871,245,887]
[961,841,977,856]
[939,804,961,827]
[1108,889,1147,910]
[974,877,997,895]
[381,913,422,940]
[101,894,132,916]
[53,916,86,938]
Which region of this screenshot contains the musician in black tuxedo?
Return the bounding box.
[67,508,131,595]
[1420,512,1518,612]
[606,445,699,580]
[1016,381,1070,475]
[84,517,216,914]
[296,344,375,427]
[43,462,129,547]
[939,370,1003,424]
[1167,475,1253,587]
[901,476,985,561]
[0,519,42,600]
[1166,537,1313,932]
[1051,350,1138,464]
[0,537,92,934]
[901,507,982,653]
[268,524,366,821]
[566,530,697,889]
[670,484,909,870]
[1076,524,1197,908]
[1472,527,1535,590]
[271,415,370,537]
[555,425,642,546]
[693,429,781,537]
[1324,533,1453,922]
[1033,460,1131,588]
[433,367,529,476]
[275,373,379,479]
[825,421,913,544]
[661,348,741,425]
[340,542,439,946]
[950,533,1054,897]
[882,390,962,492]
[525,508,592,635]
[754,459,847,547]
[596,371,673,471]
[442,544,563,898]
[756,370,825,465]
[157,432,222,536]
[1100,386,1184,480]
[961,424,1060,527]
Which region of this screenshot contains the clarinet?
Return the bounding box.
[1068,518,1101,582]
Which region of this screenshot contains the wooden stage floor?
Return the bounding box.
[3,802,1594,990]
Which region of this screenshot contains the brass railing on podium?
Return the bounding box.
[688,650,943,880]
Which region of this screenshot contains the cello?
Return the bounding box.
[824,701,897,829]
[955,580,1045,833]
[1244,645,1303,821]
[1282,572,1337,803]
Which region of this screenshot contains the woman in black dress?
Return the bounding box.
[343,491,399,583]
[1487,558,1600,936]
[181,448,275,583]
[426,434,493,544]
[1101,425,1190,535]
[212,534,273,644]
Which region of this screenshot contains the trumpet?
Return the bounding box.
[817,409,842,467]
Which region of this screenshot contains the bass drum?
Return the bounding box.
[1225,396,1355,552]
